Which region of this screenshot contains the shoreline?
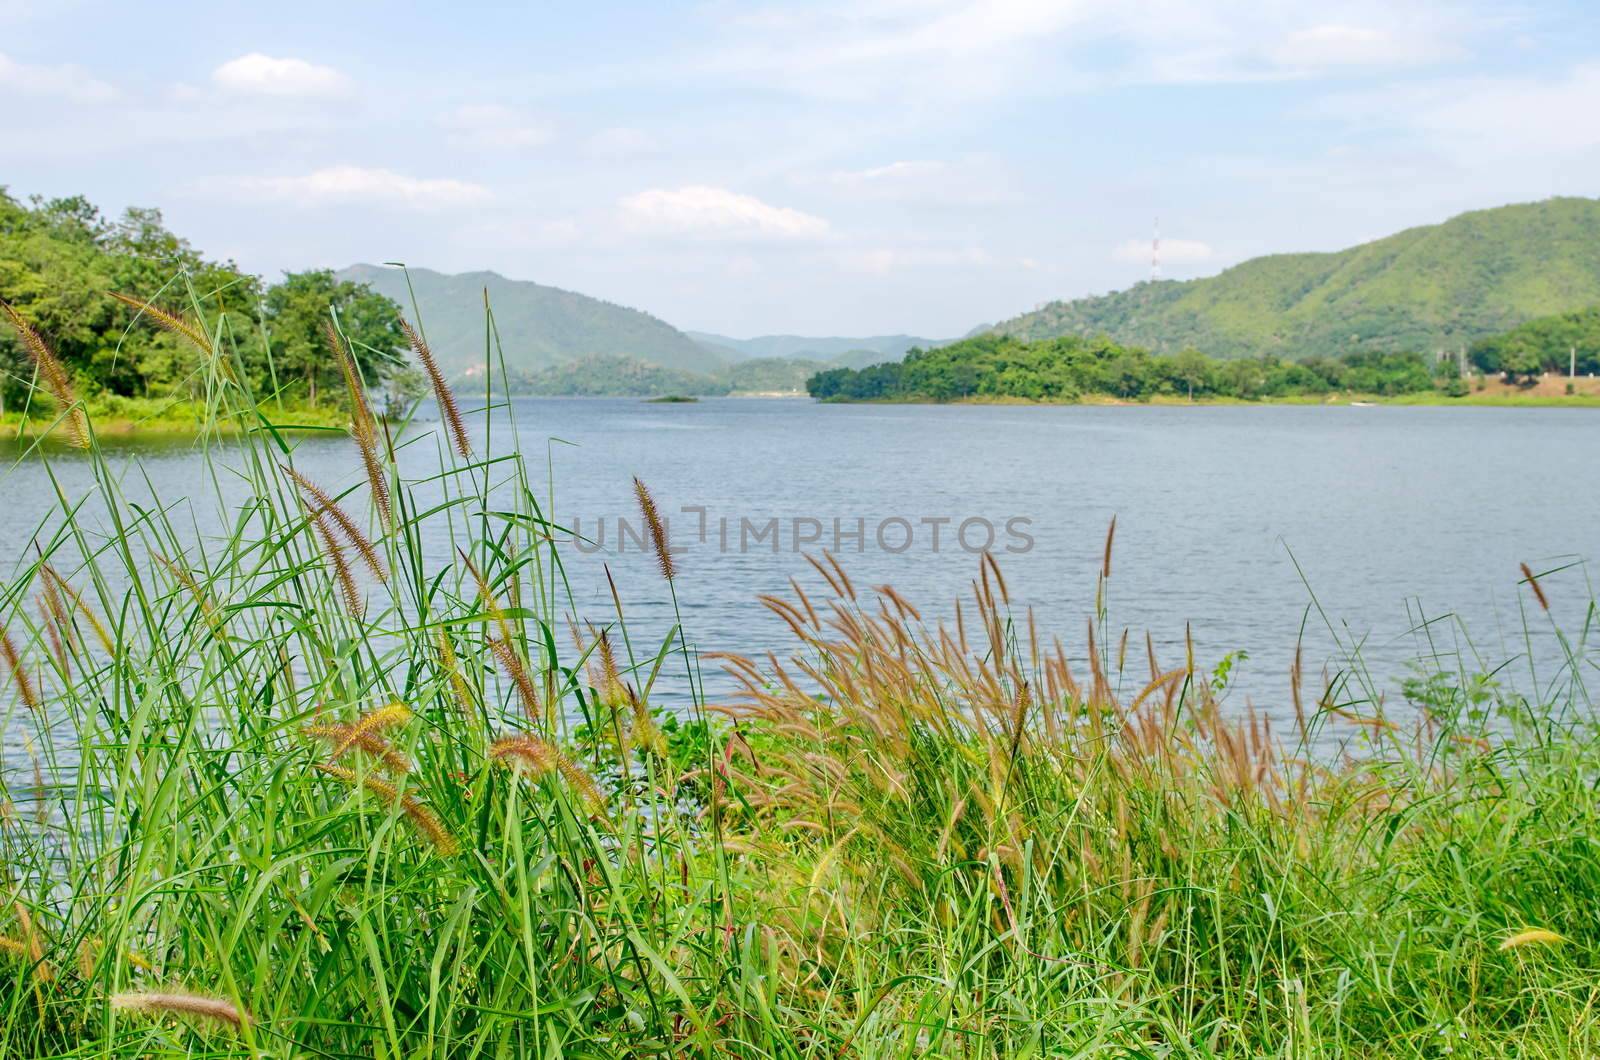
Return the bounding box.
[814,390,1600,409]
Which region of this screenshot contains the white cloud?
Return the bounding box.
[1321,63,1600,159]
[445,104,551,150]
[819,156,1019,205]
[587,127,658,158]
[840,246,994,273]
[0,51,115,102]
[697,1,1478,99]
[224,166,490,209]
[1272,24,1449,70]
[212,53,348,97]
[1113,238,1213,265]
[619,185,830,240]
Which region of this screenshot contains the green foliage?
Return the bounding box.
[808,332,1451,402]
[1469,304,1600,380]
[261,269,407,404]
[0,189,406,409]
[995,197,1600,360]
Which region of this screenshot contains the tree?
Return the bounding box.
[1170,348,1210,401]
[260,271,406,405]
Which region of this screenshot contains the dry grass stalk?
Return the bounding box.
[632,477,675,581]
[1,299,88,447]
[400,316,472,458]
[315,763,457,854]
[110,990,248,1029]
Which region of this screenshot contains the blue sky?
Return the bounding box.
[2,0,1598,336]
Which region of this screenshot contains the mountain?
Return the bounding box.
[991,197,1600,358]
[688,332,939,364]
[339,264,725,376]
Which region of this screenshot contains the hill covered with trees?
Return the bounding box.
[343,264,723,378]
[993,198,1600,359]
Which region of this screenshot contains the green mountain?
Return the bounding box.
[992,197,1600,358]
[688,331,938,364]
[339,264,725,376]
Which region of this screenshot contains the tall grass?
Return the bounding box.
[2,285,1599,1057]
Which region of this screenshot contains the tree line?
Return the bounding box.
[0,189,416,413]
[1468,305,1600,380]
[806,334,1461,403]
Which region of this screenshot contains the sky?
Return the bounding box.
[1,0,1598,338]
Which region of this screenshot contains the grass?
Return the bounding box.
[1,395,353,441]
[2,286,1600,1057]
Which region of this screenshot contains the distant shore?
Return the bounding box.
[816,376,1600,409]
[2,399,352,444]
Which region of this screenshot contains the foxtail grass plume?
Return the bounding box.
[305,702,413,774]
[401,316,471,458]
[108,292,214,355]
[1519,562,1550,612]
[435,629,474,714]
[315,763,458,854]
[1102,515,1117,580]
[490,637,542,722]
[309,511,364,619]
[489,734,608,814]
[1,299,88,448]
[632,477,675,581]
[323,320,393,529]
[282,465,387,581]
[1,629,41,712]
[41,565,115,657]
[111,990,249,1030]
[1499,928,1565,951]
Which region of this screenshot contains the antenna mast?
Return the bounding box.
[1151,217,1161,282]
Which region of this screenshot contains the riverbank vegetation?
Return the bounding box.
[2,292,1598,1056]
[0,190,416,417]
[806,331,1600,405]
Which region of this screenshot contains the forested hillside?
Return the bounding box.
[994,198,1600,359]
[343,264,722,377]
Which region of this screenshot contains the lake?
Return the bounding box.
[6,397,1598,726]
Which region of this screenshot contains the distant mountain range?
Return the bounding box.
[990,197,1600,358]
[339,264,724,377]
[340,264,934,395]
[687,332,940,368]
[343,197,1600,396]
